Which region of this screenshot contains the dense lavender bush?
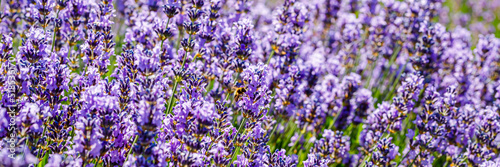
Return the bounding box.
[0,0,500,166]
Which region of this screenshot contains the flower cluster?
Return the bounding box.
[0,0,500,166]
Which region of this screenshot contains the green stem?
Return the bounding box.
[266,50,275,65]
[225,72,241,112]
[166,79,179,114]
[443,158,450,167]
[268,116,282,152]
[36,121,49,159]
[166,34,192,114]
[372,45,400,92]
[159,17,171,50]
[383,61,408,101]
[50,10,61,53]
[266,36,280,65]
[407,150,419,167]
[22,136,29,159]
[94,157,101,167]
[204,79,215,96]
[230,118,247,162]
[327,112,341,130]
[289,123,308,154]
[124,135,138,163]
[42,14,47,32]
[383,47,403,86]
[67,45,72,59]
[396,149,410,167]
[175,31,184,51]
[363,55,381,88]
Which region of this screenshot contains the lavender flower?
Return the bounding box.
[0,0,498,166]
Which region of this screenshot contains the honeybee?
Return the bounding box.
[233,86,247,102]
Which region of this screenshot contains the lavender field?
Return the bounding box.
[0,0,500,166]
